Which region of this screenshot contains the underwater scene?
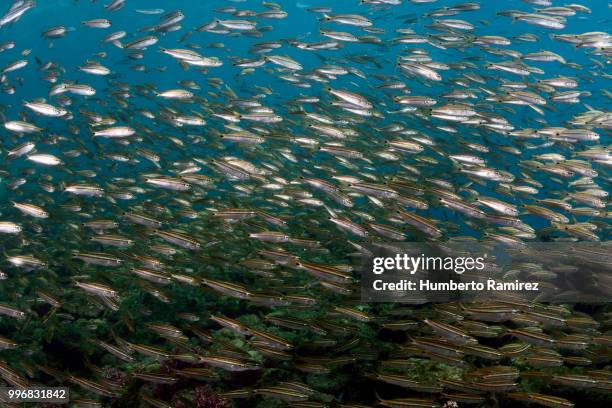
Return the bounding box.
[0,0,611,407]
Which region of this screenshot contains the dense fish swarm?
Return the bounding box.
[0,0,610,407]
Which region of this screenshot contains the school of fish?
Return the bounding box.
[0,0,610,407]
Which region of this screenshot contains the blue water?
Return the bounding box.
[5,1,610,112]
[2,1,609,223]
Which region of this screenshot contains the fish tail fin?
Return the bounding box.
[374,391,384,403]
